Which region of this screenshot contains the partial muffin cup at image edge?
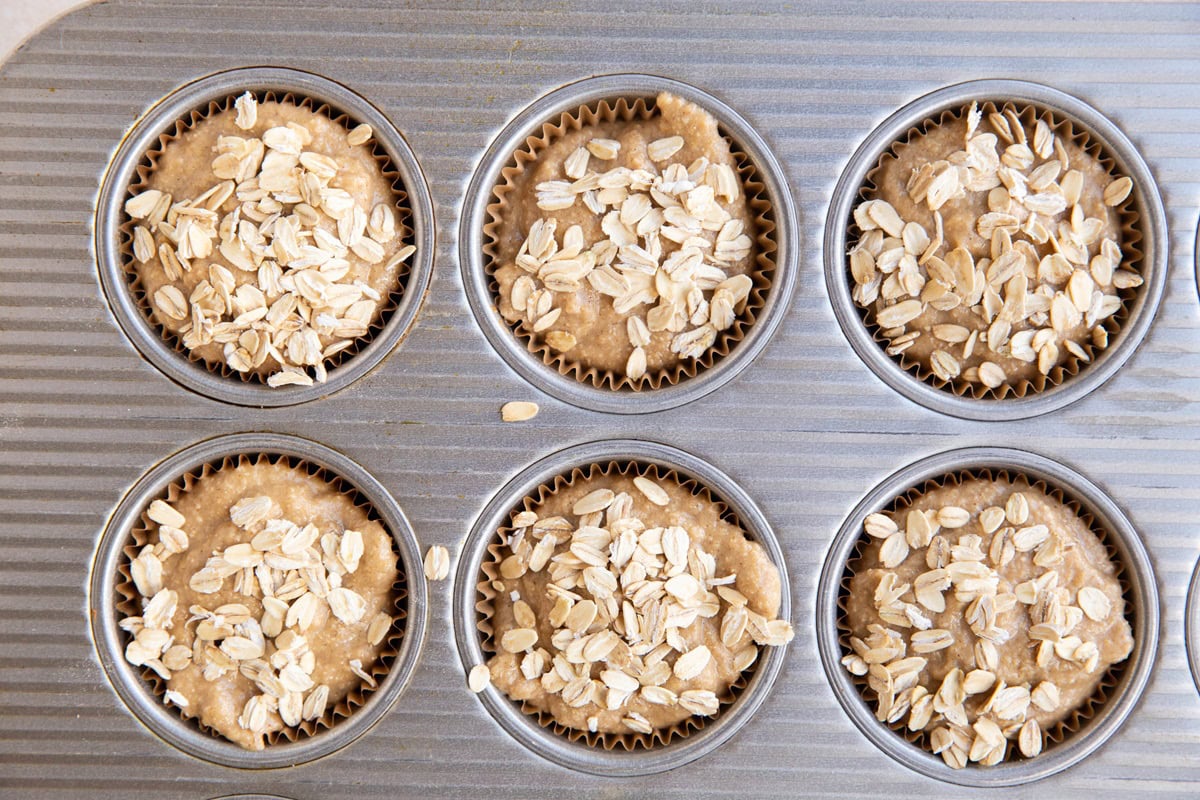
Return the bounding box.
[474,459,777,752]
[113,451,409,749]
[482,95,779,392]
[835,467,1137,773]
[848,100,1146,400]
[117,88,415,386]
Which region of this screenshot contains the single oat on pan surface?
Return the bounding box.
[840,474,1133,769]
[468,663,491,693]
[424,544,451,581]
[481,465,792,738]
[500,401,539,422]
[848,101,1142,397]
[125,91,415,387]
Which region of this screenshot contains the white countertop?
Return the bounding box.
[1,0,90,63]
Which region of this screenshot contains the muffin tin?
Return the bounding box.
[3,2,1200,798]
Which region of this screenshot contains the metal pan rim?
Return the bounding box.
[458,73,799,415]
[94,66,435,407]
[815,445,1159,787]
[823,78,1168,421]
[88,432,429,769]
[1186,556,1200,698]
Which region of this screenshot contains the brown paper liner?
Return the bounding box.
[850,100,1146,400]
[113,452,408,749]
[482,95,778,391]
[835,468,1133,764]
[474,460,760,750]
[117,90,415,384]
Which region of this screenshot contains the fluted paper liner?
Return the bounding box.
[835,467,1134,764]
[849,100,1146,400]
[474,460,769,750]
[113,452,408,749]
[118,90,415,384]
[482,95,778,391]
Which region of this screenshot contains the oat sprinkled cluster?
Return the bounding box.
[473,475,793,735]
[850,102,1140,389]
[120,495,393,748]
[511,134,755,380]
[125,91,414,387]
[842,489,1120,767]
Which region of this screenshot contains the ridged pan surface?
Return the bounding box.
[0,1,1198,798]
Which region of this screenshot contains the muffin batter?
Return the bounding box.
[126,94,413,386]
[850,103,1141,393]
[479,469,792,737]
[842,475,1132,767]
[120,459,399,750]
[491,92,760,384]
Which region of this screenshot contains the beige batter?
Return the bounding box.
[141,461,398,750]
[492,93,758,377]
[862,110,1128,385]
[845,477,1132,739]
[132,101,407,377]
[486,472,783,735]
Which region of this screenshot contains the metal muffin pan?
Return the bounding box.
[1194,214,1200,306]
[451,438,791,776]
[815,446,1159,788]
[823,78,1168,422]
[460,73,799,414]
[1187,557,1200,700]
[95,66,436,407]
[3,2,1199,798]
[88,433,428,769]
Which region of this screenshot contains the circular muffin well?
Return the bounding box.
[482,94,778,392]
[836,467,1134,766]
[848,100,1145,400]
[475,459,785,750]
[119,90,415,386]
[114,451,409,749]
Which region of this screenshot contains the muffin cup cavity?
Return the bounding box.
[815,446,1158,787]
[452,439,790,775]
[475,460,752,751]
[824,79,1167,421]
[461,74,798,414]
[89,433,427,768]
[860,102,1143,399]
[96,67,434,407]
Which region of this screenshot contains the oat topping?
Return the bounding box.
[125,91,415,387]
[486,475,792,734]
[843,487,1128,768]
[507,132,755,380]
[423,544,451,581]
[468,663,492,693]
[850,102,1142,390]
[346,123,374,147]
[500,401,540,422]
[120,492,390,747]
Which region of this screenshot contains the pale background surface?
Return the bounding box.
[1,0,90,62]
